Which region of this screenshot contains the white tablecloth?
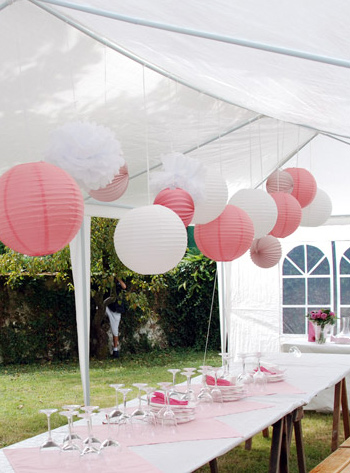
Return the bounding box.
[281,339,350,411]
[1,353,350,473]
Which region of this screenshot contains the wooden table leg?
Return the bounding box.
[280,413,294,473]
[341,378,350,440]
[245,437,253,450]
[293,407,307,473]
[263,427,270,438]
[269,417,284,473]
[209,458,219,473]
[332,380,342,452]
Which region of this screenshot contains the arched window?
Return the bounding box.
[282,244,331,334]
[340,248,350,318]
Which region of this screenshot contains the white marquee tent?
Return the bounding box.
[1,0,350,404]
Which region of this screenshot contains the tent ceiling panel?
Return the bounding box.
[32,0,350,137]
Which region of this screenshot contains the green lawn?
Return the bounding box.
[0,349,337,472]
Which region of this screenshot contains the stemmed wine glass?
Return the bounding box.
[99,407,120,449]
[253,352,267,392]
[62,404,81,442]
[39,408,61,450]
[209,367,223,403]
[142,386,157,427]
[118,388,132,424]
[131,383,148,418]
[197,366,213,404]
[59,410,81,452]
[168,369,181,398]
[236,353,253,390]
[219,352,231,379]
[79,406,100,455]
[109,384,124,422]
[157,382,177,428]
[180,368,197,402]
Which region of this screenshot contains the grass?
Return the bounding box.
[0,348,338,472]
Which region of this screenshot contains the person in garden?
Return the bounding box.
[106,278,127,358]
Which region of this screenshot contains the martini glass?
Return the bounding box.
[219,352,231,379]
[39,408,61,450]
[80,405,100,454]
[197,366,213,404]
[167,369,181,398]
[131,383,148,418]
[109,384,124,422]
[118,388,132,424]
[59,410,81,452]
[157,382,177,428]
[210,367,223,403]
[99,407,120,449]
[62,404,81,441]
[142,386,157,427]
[237,353,253,391]
[253,352,267,392]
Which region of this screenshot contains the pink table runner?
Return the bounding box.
[4,446,162,473]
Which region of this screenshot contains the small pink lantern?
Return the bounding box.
[88,164,129,202]
[153,188,194,227]
[269,192,302,238]
[284,167,317,208]
[266,170,294,194]
[194,205,254,262]
[250,235,282,268]
[0,162,84,256]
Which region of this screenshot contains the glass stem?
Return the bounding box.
[47,414,52,441]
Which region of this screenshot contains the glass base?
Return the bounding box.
[100,439,120,449]
[40,439,61,450]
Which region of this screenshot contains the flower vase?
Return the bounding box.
[312,323,329,344]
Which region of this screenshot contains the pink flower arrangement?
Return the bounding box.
[306,309,337,328]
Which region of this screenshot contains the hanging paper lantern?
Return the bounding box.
[229,188,278,239]
[266,170,294,194]
[191,168,228,224]
[284,167,317,208]
[194,205,254,262]
[0,162,84,256]
[153,188,194,227]
[114,205,187,275]
[250,235,282,268]
[269,192,302,238]
[88,164,129,202]
[300,188,332,227]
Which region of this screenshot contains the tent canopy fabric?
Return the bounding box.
[1,0,350,402]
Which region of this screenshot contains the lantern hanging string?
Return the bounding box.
[142,65,151,204]
[203,267,218,366]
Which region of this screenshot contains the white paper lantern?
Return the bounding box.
[191,168,228,224]
[300,188,332,227]
[229,189,278,239]
[266,170,294,194]
[114,205,187,275]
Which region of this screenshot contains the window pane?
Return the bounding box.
[283,307,306,334]
[340,257,350,275]
[340,308,350,318]
[308,278,330,305]
[307,245,324,273]
[311,258,330,275]
[341,278,350,304]
[283,278,305,305]
[283,259,302,275]
[287,246,305,272]
[344,248,350,260]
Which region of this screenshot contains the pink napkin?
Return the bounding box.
[151,392,188,405]
[257,366,278,375]
[308,321,316,342]
[206,375,232,386]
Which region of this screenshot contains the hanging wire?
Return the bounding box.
[258,119,263,188]
[142,65,151,204]
[248,120,253,188]
[216,99,223,176]
[203,268,218,365]
[104,44,107,108]
[65,21,78,113]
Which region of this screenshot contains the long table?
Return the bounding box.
[1,353,350,473]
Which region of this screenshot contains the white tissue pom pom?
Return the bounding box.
[45,121,125,190]
[150,153,206,201]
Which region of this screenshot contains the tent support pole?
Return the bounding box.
[217,262,228,354]
[69,216,91,406]
[33,0,350,69]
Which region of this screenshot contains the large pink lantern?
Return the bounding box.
[284,167,317,208]
[0,162,84,256]
[153,188,194,227]
[250,235,282,268]
[194,205,254,262]
[269,192,302,238]
[88,164,129,202]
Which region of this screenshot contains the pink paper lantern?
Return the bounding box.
[153,188,194,227]
[194,204,254,262]
[88,164,129,202]
[0,162,84,256]
[266,170,294,194]
[250,235,282,268]
[284,167,317,208]
[269,192,302,238]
